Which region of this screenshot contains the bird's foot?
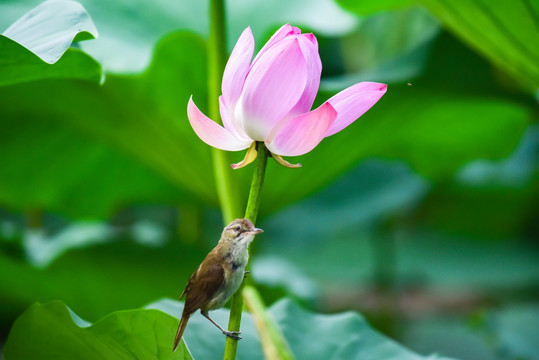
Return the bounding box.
[223,330,242,340]
[244,270,250,278]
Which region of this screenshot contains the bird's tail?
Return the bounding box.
[173,315,189,352]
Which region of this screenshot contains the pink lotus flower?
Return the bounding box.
[188,24,387,168]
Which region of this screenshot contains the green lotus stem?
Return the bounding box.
[224,142,268,360]
[206,2,272,358]
[212,149,241,223]
[243,143,268,224]
[208,0,241,224]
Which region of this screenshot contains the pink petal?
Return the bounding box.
[266,102,337,156]
[187,97,252,151]
[252,24,300,64]
[325,82,387,137]
[287,33,322,117]
[219,95,250,140]
[221,27,255,107]
[239,38,308,141]
[301,33,318,49]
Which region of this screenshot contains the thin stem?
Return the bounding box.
[208,0,226,107]
[244,143,268,223]
[206,2,272,359]
[208,0,241,223]
[212,150,242,223]
[224,142,268,360]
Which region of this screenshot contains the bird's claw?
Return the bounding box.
[223,330,242,340]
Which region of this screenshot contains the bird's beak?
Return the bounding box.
[248,228,263,235]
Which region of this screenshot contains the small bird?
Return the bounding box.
[173,218,263,352]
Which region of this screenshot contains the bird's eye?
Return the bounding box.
[235,225,241,232]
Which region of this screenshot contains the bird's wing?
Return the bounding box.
[181,262,225,317]
[179,266,200,300]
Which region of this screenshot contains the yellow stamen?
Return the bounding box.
[231,142,258,169]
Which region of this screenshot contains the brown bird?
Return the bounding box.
[173,218,263,352]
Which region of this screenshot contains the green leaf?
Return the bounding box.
[3,297,451,360]
[3,301,193,360]
[0,32,212,218]
[152,298,455,359]
[0,114,182,218]
[4,297,457,359]
[337,0,416,16]
[147,299,265,359]
[418,0,539,92]
[336,0,539,92]
[2,0,98,64]
[0,0,101,86]
[271,300,453,360]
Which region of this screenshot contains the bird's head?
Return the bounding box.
[220,218,263,247]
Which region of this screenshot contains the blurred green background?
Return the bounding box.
[1,0,538,359]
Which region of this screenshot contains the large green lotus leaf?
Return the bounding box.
[0,32,216,217]
[335,0,539,92]
[418,0,539,92]
[0,0,101,86]
[147,299,264,359]
[151,298,456,359]
[271,300,453,360]
[3,301,193,360]
[0,114,182,218]
[2,0,98,64]
[0,0,357,74]
[4,298,455,360]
